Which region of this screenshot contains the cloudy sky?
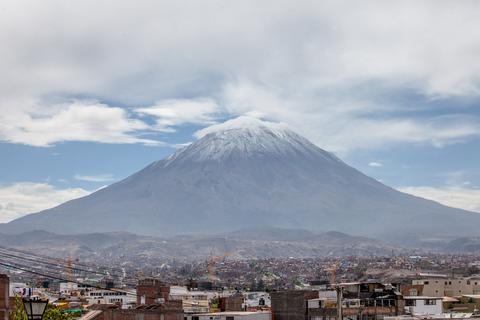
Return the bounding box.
[1,0,480,222]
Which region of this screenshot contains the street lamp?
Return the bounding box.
[22,297,49,320]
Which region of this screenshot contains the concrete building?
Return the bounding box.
[59,282,90,296]
[86,289,136,308]
[169,286,211,314]
[0,275,9,320]
[404,296,443,316]
[412,277,480,297]
[400,285,424,297]
[443,294,480,313]
[306,283,405,320]
[243,292,270,310]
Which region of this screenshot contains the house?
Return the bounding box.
[307,282,404,320]
[412,277,480,297]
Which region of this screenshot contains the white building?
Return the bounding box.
[9,282,28,296]
[86,289,136,308]
[243,292,271,308]
[169,286,213,313]
[404,296,443,316]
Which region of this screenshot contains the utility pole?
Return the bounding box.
[336,286,343,320]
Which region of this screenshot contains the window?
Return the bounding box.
[425,299,437,305]
[424,281,429,285]
[405,300,416,307]
[226,317,234,320]
[467,281,471,285]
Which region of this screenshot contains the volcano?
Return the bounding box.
[4,116,480,240]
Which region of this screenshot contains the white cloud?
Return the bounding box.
[220,81,480,152]
[136,98,220,132]
[0,100,159,147]
[1,1,480,151]
[398,186,480,213]
[368,162,383,167]
[0,182,90,223]
[74,174,115,182]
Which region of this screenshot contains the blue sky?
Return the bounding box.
[1,0,480,222]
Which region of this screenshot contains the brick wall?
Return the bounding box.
[0,274,10,320]
[136,279,170,305]
[102,301,183,320]
[271,290,319,320]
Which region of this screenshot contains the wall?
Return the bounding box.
[271,290,318,320]
[413,278,480,297]
[405,298,442,315]
[102,301,183,320]
[137,279,170,305]
[0,274,9,320]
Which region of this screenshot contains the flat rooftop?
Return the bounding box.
[403,296,443,300]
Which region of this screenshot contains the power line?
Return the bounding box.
[0,260,160,301]
[0,250,110,277]
[0,245,126,274]
[0,249,142,287]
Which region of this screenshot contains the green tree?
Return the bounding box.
[9,296,70,320]
[9,296,27,320]
[43,305,71,320]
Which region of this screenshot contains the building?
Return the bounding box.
[412,277,480,297]
[86,289,136,308]
[90,302,184,320]
[404,296,443,316]
[306,283,405,320]
[271,290,319,320]
[219,295,245,312]
[0,275,9,320]
[442,294,480,313]
[244,292,271,310]
[58,282,92,296]
[400,285,424,297]
[137,279,171,305]
[185,311,271,320]
[169,286,211,314]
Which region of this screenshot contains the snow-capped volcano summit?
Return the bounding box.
[3,116,480,240]
[165,116,338,163]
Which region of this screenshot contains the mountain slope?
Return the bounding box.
[3,116,480,240]
[0,227,403,261]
